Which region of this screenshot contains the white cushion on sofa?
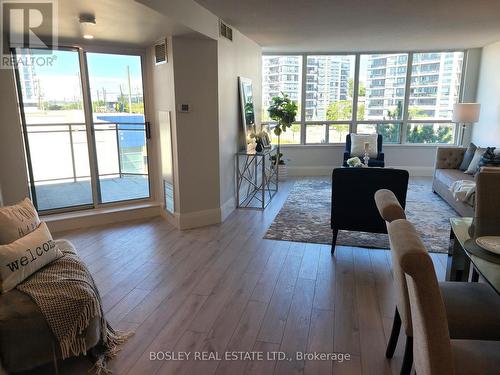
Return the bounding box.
[350,134,378,158]
[465,148,486,175]
[0,222,63,293]
[0,198,40,245]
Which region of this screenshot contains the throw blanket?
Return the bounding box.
[450,180,476,206]
[16,240,131,374]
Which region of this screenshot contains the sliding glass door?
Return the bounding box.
[14,48,151,213]
[86,52,150,203]
[16,48,93,211]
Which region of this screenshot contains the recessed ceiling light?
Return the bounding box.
[79,14,96,40]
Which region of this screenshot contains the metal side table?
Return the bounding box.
[236,147,278,209]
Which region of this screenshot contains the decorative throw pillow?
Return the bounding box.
[464,148,486,175]
[0,198,40,245]
[478,147,500,170]
[0,221,63,293]
[458,142,477,171]
[350,134,378,158]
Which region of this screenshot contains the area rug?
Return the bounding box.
[264,178,457,253]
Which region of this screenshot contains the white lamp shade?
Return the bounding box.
[452,103,481,123]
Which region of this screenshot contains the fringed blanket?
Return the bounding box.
[450,179,476,207]
[16,240,131,374]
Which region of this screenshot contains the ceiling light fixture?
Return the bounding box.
[79,14,96,40]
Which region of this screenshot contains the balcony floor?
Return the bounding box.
[35,175,150,211]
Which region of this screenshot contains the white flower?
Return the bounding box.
[347,157,362,167]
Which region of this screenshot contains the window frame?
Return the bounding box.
[12,45,153,215]
[261,50,467,145]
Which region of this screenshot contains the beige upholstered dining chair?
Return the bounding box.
[375,190,500,375]
[390,219,500,375]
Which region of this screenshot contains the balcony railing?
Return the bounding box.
[26,121,150,210]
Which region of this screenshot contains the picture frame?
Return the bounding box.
[261,131,271,148]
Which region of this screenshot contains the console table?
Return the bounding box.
[236,147,278,209]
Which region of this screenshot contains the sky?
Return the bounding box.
[21,49,144,102]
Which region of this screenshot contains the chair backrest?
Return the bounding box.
[375,189,411,334]
[388,219,454,375]
[345,134,383,155]
[374,189,406,223]
[475,167,500,220]
[331,168,409,234]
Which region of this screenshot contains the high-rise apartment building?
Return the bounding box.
[262,55,352,121]
[364,52,463,120]
[262,56,302,121]
[16,49,39,109]
[305,56,351,120]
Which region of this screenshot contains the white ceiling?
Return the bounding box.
[55,0,193,47]
[194,0,500,52]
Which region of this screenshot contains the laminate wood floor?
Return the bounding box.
[23,178,447,375]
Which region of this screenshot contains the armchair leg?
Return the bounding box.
[401,336,413,375]
[331,229,338,254]
[386,307,401,359]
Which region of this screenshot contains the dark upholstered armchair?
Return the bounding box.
[330,167,409,253]
[343,134,385,167]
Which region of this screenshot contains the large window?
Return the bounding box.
[14,48,151,213]
[261,51,465,145]
[262,55,302,144]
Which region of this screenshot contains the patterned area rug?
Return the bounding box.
[264,178,457,253]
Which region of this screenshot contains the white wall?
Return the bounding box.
[0,68,30,205]
[217,31,262,219]
[472,40,500,148]
[147,36,181,214]
[282,144,439,176]
[172,36,221,217]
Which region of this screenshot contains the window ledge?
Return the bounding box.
[279,143,456,149]
[43,201,161,233]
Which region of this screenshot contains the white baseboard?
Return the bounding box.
[164,197,235,230]
[46,202,161,234]
[220,196,236,222]
[174,207,222,230]
[287,165,434,177]
[398,166,434,177]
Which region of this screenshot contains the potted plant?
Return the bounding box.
[267,92,298,179]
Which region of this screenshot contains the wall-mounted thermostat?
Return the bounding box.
[178,104,190,112]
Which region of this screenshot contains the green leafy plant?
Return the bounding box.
[271,153,285,166]
[267,92,298,165]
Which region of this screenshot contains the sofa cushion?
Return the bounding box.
[0,198,40,245]
[452,339,500,375]
[440,281,500,341]
[435,169,474,189]
[458,143,477,171]
[0,222,63,293]
[465,148,486,174]
[350,133,378,158]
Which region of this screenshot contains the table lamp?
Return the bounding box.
[452,103,481,146]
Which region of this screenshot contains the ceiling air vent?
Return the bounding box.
[219,20,233,41]
[154,40,167,65]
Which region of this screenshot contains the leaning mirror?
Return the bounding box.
[238,77,256,151]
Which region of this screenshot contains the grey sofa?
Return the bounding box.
[0,240,101,373]
[433,147,500,217]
